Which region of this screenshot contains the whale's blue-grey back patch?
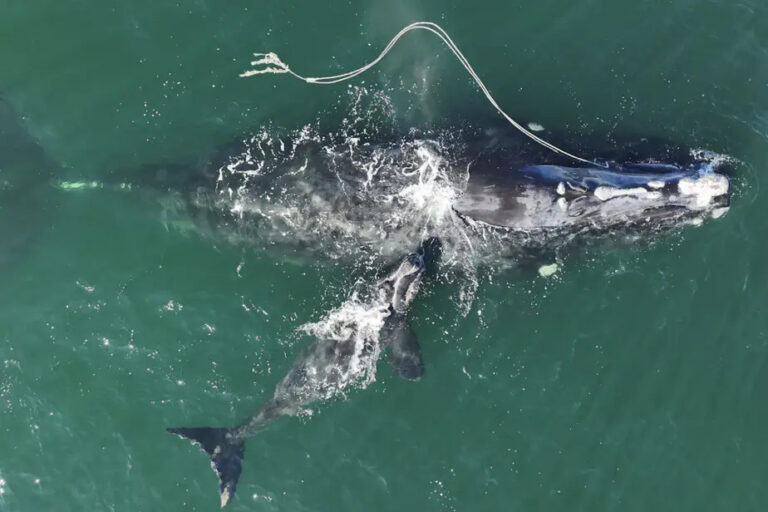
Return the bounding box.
[518,162,712,190]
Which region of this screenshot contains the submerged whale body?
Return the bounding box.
[169,238,442,507]
[0,96,61,270]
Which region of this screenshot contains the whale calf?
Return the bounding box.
[168,237,442,507]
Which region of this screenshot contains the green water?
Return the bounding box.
[2,2,768,511]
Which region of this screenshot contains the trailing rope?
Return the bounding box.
[240,21,601,167]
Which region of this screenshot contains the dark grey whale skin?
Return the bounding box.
[0,96,61,272]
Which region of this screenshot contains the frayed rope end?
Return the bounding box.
[239,52,290,78]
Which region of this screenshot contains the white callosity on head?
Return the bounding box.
[678,174,729,208]
[594,186,661,202]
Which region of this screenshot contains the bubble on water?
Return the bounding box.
[162,300,182,312]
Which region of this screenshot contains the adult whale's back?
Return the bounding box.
[94,123,733,270]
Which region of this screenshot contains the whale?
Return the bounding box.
[168,237,442,507]
[454,158,729,239]
[94,127,731,270]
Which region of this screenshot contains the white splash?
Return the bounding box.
[292,291,390,398]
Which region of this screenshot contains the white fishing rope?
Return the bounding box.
[240,21,601,167]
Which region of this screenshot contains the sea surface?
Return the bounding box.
[1,1,767,511]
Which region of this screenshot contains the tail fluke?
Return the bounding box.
[167,427,245,508]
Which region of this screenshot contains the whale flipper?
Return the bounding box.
[167,427,245,508]
[383,315,424,381]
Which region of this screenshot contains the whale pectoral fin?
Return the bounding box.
[385,317,424,381]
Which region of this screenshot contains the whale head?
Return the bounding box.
[383,238,442,313]
[453,160,730,236]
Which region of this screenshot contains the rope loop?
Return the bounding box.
[241,22,603,167]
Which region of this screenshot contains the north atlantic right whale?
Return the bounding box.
[130,128,732,267]
[168,237,442,508]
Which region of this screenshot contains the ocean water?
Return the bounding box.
[1,2,767,511]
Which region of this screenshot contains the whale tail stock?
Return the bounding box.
[167,427,245,508]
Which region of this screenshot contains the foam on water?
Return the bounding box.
[48,87,736,405]
[212,133,472,261]
[193,88,491,317]
[292,289,390,400]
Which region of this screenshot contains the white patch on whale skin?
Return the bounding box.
[678,174,729,208]
[594,186,660,202]
[527,122,545,132]
[647,181,665,189]
[220,487,231,508]
[711,206,729,219]
[56,180,102,190]
[556,182,566,196]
